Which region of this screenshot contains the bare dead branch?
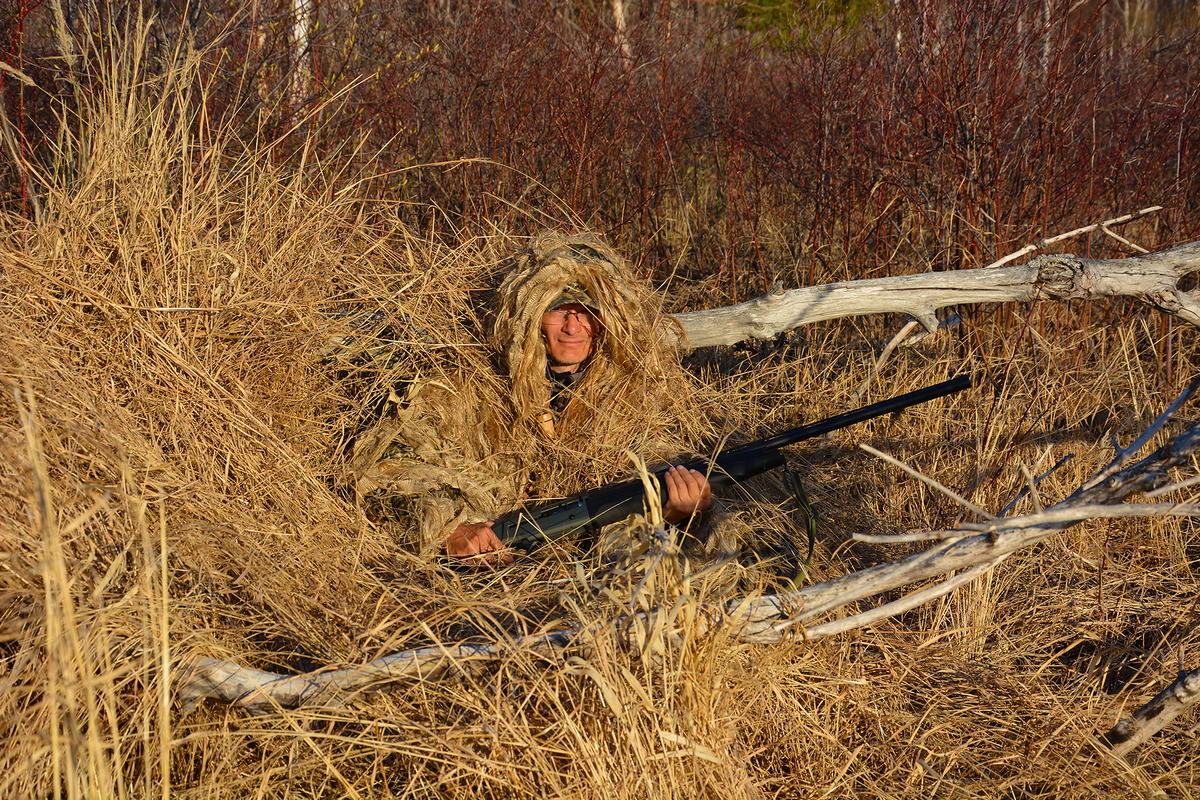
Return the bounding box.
[1077,376,1200,495]
[984,206,1162,269]
[846,210,1163,399]
[671,239,1200,349]
[852,500,1200,544]
[799,560,1004,641]
[1146,474,1200,499]
[1103,666,1200,758]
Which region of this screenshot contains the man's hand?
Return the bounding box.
[663,465,713,525]
[445,521,513,566]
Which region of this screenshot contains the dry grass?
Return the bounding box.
[3,21,1200,800]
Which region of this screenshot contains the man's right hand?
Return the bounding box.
[445,521,513,566]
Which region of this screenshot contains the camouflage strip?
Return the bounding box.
[548,284,599,311]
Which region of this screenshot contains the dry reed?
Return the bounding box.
[2,17,1199,800]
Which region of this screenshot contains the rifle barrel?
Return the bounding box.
[728,374,972,456]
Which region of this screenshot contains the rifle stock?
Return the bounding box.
[492,374,971,551]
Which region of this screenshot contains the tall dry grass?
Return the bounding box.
[2,13,1200,800]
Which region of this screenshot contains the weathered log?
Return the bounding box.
[671,241,1200,348]
[1103,666,1200,758]
[176,383,1200,714]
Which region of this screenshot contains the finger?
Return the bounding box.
[675,464,697,486]
[465,529,511,566]
[663,466,682,501]
[481,527,507,552]
[669,468,696,509]
[672,469,702,506]
[679,468,704,497]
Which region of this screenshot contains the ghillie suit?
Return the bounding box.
[349,232,745,559]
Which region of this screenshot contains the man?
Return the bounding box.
[351,233,726,566]
[446,283,714,564]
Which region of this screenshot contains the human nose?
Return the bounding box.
[562,311,584,332]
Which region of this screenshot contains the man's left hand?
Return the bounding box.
[663,464,713,525]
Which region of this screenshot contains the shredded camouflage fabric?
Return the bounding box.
[349,232,743,558]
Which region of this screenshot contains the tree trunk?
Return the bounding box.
[288,0,315,109]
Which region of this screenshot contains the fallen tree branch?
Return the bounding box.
[1079,378,1199,494]
[177,631,577,714]
[177,384,1200,714]
[671,240,1200,348]
[847,208,1159,396]
[854,503,1200,543]
[1103,666,1200,758]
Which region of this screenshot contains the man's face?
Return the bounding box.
[541,303,599,372]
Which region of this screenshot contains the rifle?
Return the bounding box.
[491,374,972,551]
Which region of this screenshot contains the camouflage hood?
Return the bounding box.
[491,233,669,426]
[489,232,711,491]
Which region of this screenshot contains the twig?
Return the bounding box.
[798,560,1002,641]
[997,454,1075,517]
[962,503,1200,530]
[846,320,918,405]
[984,206,1162,269]
[859,443,994,520]
[1101,224,1151,254]
[1077,376,1200,495]
[1145,474,1200,499]
[855,500,1200,542]
[795,399,1200,624]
